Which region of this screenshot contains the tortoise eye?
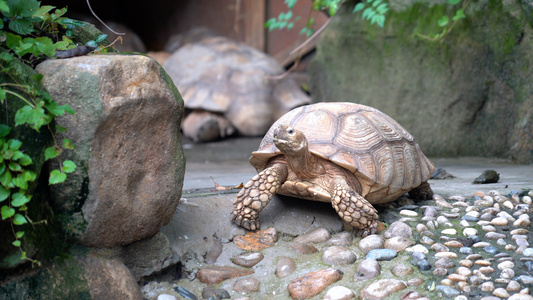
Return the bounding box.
[287,128,295,135]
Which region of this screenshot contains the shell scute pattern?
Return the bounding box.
[251,102,434,204]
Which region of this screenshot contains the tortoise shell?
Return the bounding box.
[163,36,310,136]
[250,102,435,204]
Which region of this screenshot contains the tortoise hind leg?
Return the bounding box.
[408,181,434,200]
[231,163,288,230]
[330,178,380,237]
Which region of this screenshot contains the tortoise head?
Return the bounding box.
[273,125,308,155]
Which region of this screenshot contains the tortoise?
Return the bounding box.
[163,36,310,142]
[231,102,435,237]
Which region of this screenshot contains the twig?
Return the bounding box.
[86,0,125,35]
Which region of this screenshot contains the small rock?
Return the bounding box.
[435,257,455,268]
[323,286,355,300]
[459,247,473,255]
[291,243,319,254]
[417,259,431,271]
[523,248,533,257]
[434,252,458,259]
[384,236,415,252]
[485,232,506,239]
[232,252,264,268]
[322,246,357,265]
[326,232,353,247]
[357,234,384,254]
[480,282,495,292]
[408,244,429,253]
[399,210,418,217]
[444,240,463,248]
[492,287,510,298]
[233,278,260,294]
[202,286,231,299]
[473,170,500,184]
[276,256,296,278]
[366,249,397,261]
[491,217,509,226]
[287,268,343,299]
[391,264,413,277]
[196,266,254,284]
[233,227,278,251]
[441,229,457,235]
[483,246,500,255]
[401,291,424,300]
[407,278,424,286]
[448,274,467,282]
[463,228,478,236]
[506,280,521,292]
[473,242,492,248]
[383,221,412,239]
[157,294,177,300]
[497,261,515,270]
[355,259,381,279]
[360,279,407,299]
[456,266,472,276]
[435,285,460,297]
[430,243,449,252]
[508,294,533,300]
[433,267,448,276]
[293,227,331,244]
[412,251,426,260]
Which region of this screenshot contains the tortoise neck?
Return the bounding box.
[284,145,321,179]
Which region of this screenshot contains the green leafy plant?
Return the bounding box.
[266,0,387,37]
[416,0,470,42]
[0,0,88,266]
[353,0,389,28]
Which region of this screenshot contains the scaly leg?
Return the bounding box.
[330,178,380,237]
[231,163,288,230]
[408,181,433,200]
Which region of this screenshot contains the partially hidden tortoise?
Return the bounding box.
[163,36,310,142]
[231,102,435,237]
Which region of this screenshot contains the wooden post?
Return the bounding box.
[244,0,266,51]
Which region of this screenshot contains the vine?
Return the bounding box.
[416,0,470,42]
[0,0,106,267]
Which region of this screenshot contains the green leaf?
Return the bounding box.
[376,3,388,14]
[11,192,30,207]
[32,4,54,17]
[22,170,36,182]
[0,168,12,187]
[8,18,34,35]
[7,139,22,150]
[44,146,59,161]
[372,0,383,8]
[437,15,449,27]
[49,169,66,185]
[448,0,461,4]
[12,174,28,190]
[353,2,365,12]
[453,8,465,21]
[60,18,86,29]
[56,125,67,133]
[0,0,9,13]
[13,213,27,225]
[18,154,32,166]
[15,231,24,238]
[0,125,11,137]
[63,139,74,150]
[5,0,40,18]
[62,160,76,173]
[12,150,24,160]
[8,162,21,172]
[12,240,21,247]
[0,185,10,202]
[1,205,14,220]
[15,105,50,131]
[0,89,5,103]
[86,40,97,47]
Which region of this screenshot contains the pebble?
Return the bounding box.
[416,259,431,271]
[444,240,463,248]
[480,282,495,292]
[399,209,418,217]
[441,229,457,235]
[356,259,381,279]
[293,227,330,244]
[434,252,458,258]
[492,287,510,298]
[287,268,343,299]
[481,225,497,232]
[491,217,509,226]
[323,286,355,300]
[412,251,426,260]
[384,236,415,251]
[233,278,260,294]
[409,244,429,253]
[463,228,478,236]
[157,295,176,300]
[523,248,533,257]
[196,266,254,284]
[435,285,460,297]
[358,234,384,254]
[391,264,413,276]
[232,252,264,268]
[483,246,500,254]
[201,286,230,299]
[506,280,521,292]
[433,267,447,276]
[459,247,473,254]
[276,256,296,278]
[233,227,278,251]
[383,221,412,239]
[291,243,318,254]
[435,257,455,268]
[322,246,357,265]
[360,279,407,299]
[485,232,506,240]
[456,266,472,276]
[326,231,353,247]
[407,278,424,286]
[459,259,473,267]
[366,249,397,261]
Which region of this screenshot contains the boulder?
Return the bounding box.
[0,250,142,300]
[36,54,186,247]
[309,0,533,163]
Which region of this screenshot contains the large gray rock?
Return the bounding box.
[309,0,533,163]
[36,54,186,247]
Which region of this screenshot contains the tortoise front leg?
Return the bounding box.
[231,163,288,230]
[330,179,380,237]
[408,181,434,200]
